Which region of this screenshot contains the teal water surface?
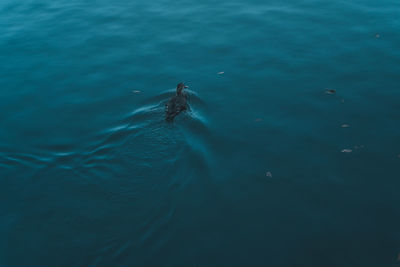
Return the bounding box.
[1,0,400,266]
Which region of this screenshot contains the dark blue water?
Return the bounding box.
[1,0,400,266]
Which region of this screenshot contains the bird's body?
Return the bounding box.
[165,83,189,122]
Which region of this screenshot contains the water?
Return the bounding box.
[1,0,400,266]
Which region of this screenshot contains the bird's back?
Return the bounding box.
[165,94,188,122]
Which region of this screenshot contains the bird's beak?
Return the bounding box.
[184,85,189,88]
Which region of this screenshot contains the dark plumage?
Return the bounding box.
[165,83,189,122]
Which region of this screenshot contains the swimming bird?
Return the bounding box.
[165,83,189,122]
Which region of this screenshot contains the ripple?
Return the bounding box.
[0,151,52,169]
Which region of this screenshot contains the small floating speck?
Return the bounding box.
[217,71,224,75]
[266,171,272,178]
[341,124,350,128]
[133,90,141,94]
[375,33,380,38]
[341,149,353,153]
[255,118,262,122]
[341,99,345,103]
[397,154,400,159]
[325,89,336,95]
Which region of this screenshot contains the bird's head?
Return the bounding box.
[176,82,188,95]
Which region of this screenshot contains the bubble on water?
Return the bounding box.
[341,149,353,153]
[325,89,336,95]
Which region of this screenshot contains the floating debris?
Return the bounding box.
[266,171,272,178]
[341,124,350,128]
[397,252,400,261]
[132,90,141,94]
[397,154,400,159]
[375,33,380,38]
[341,149,353,153]
[255,118,263,122]
[217,71,224,75]
[341,99,345,103]
[325,89,336,95]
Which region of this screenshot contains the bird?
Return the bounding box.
[165,83,189,122]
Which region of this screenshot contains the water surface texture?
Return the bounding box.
[1,0,400,266]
